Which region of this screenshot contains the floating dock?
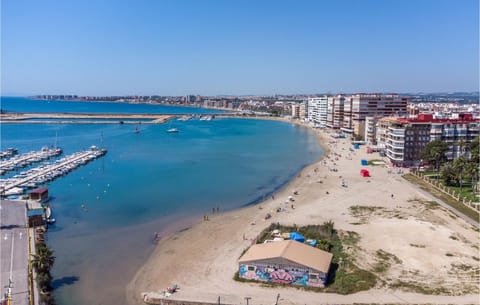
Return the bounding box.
[0,146,107,196]
[0,147,62,174]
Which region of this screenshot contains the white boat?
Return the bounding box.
[167,128,179,133]
[3,187,24,196]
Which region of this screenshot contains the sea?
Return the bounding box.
[0,97,323,305]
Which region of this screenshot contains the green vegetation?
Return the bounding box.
[32,242,56,305]
[367,159,385,166]
[403,173,479,222]
[349,206,384,217]
[420,136,480,200]
[373,250,402,273]
[390,280,450,295]
[241,221,377,295]
[420,139,449,173]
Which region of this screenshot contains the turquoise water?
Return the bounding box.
[0,98,323,305]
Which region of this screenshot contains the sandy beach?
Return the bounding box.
[126,120,480,305]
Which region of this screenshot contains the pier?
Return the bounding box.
[0,147,62,174]
[0,111,238,124]
[0,112,174,124]
[0,147,106,196]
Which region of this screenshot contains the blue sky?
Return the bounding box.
[1,0,478,96]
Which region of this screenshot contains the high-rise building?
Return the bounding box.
[307,97,328,126]
[326,95,346,129]
[349,94,408,138]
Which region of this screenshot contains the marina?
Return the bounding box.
[0,147,62,174]
[0,148,18,159]
[0,146,107,197]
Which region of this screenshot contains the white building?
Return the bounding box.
[307,96,328,127]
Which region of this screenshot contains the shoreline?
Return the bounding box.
[126,119,479,304]
[124,120,331,304]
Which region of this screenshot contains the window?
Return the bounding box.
[247,266,255,271]
[309,273,318,280]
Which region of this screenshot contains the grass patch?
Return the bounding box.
[445,253,454,257]
[403,174,479,223]
[367,159,385,166]
[373,249,402,273]
[390,280,450,295]
[236,222,376,295]
[410,243,426,248]
[349,206,384,217]
[449,235,458,241]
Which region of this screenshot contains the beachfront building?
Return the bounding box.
[319,94,408,138]
[348,94,409,138]
[291,102,306,119]
[326,95,346,130]
[238,240,333,288]
[365,116,379,145]
[307,96,328,127]
[379,114,480,166]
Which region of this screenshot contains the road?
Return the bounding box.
[0,200,29,305]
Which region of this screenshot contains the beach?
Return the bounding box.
[126,122,480,305]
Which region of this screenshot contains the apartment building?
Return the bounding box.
[326,95,346,129]
[307,97,328,126]
[323,94,408,138]
[379,114,479,166]
[291,102,306,119]
[350,94,408,138]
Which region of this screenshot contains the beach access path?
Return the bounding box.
[127,123,479,305]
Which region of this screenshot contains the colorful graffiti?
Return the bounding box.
[239,264,326,287]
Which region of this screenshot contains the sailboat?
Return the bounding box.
[166,120,179,133]
[134,125,140,134]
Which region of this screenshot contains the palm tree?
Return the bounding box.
[441,162,456,186]
[464,162,479,194]
[421,140,449,180]
[453,156,468,190]
[31,244,55,273]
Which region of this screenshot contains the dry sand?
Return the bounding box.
[126,121,480,305]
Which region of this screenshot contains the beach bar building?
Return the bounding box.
[238,240,333,287]
[29,188,48,202]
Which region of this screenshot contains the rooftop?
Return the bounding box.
[238,240,333,273]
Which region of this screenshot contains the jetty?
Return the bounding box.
[0,146,106,196]
[0,147,62,174]
[0,112,173,124]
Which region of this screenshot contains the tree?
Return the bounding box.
[441,163,456,186]
[469,136,479,163]
[31,244,55,273]
[421,140,449,174]
[452,157,468,189]
[464,161,479,194]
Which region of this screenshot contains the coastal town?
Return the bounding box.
[2,1,479,305]
[1,92,479,305]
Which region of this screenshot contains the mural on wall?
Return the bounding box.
[239,264,326,288]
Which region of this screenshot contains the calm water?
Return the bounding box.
[0,97,323,305]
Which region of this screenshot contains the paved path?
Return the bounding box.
[0,200,29,305]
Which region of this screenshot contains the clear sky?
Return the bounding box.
[1,0,479,96]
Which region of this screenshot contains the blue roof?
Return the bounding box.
[27,209,43,217]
